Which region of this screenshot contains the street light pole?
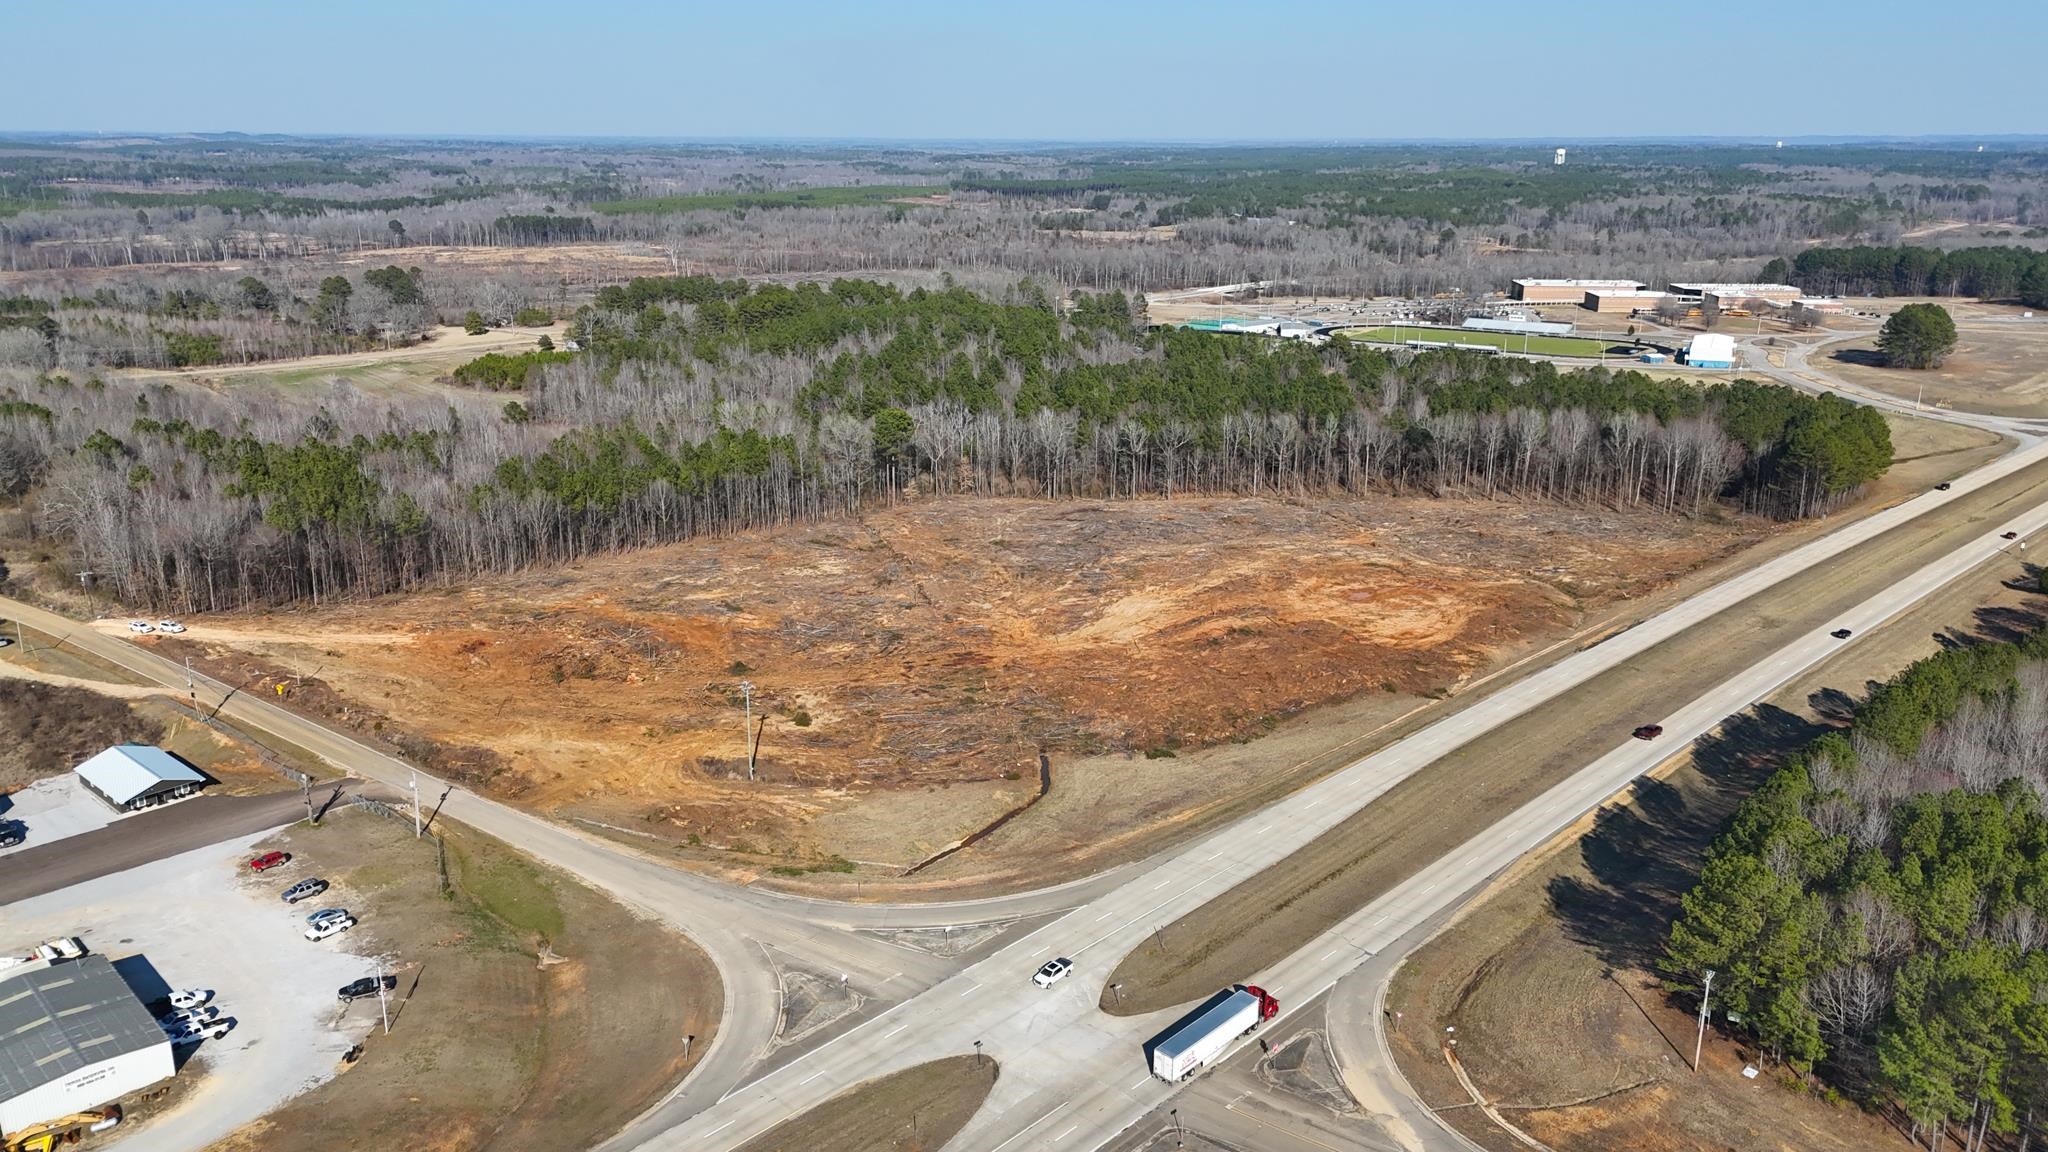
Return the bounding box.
[1693,969,1716,1072]
[377,966,390,1035]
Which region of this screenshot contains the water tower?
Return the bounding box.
[1553,148,1566,166]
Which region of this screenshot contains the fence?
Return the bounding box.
[346,794,450,893]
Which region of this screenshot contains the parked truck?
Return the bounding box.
[1149,984,1279,1081]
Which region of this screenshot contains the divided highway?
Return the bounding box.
[12,374,2048,1151]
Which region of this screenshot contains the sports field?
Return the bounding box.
[1338,325,1617,358]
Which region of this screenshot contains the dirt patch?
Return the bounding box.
[1382,530,2048,1152]
[1103,451,2048,1015]
[734,1055,998,1152]
[172,496,1759,876]
[214,807,718,1152]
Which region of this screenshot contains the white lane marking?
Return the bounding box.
[1207,850,1224,861]
[990,1103,1070,1152]
[1128,1073,1152,1090]
[1096,910,1115,921]
[883,1023,907,1039]
[1323,947,1344,961]
[801,1068,828,1085]
[1254,823,1271,833]
[1055,1125,1078,1142]
[706,1120,735,1136]
[1152,878,1172,890]
[958,984,978,997]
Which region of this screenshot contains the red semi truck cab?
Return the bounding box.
[1239,984,1279,1021]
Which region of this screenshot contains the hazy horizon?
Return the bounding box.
[9,0,2046,141]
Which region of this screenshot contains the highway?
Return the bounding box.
[10,344,2047,1151]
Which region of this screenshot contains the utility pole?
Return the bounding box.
[739,680,756,780]
[410,768,421,839]
[684,1033,694,1061]
[1693,968,1716,1072]
[1109,982,1122,1009]
[376,966,390,1035]
[301,777,315,826]
[974,1039,983,1067]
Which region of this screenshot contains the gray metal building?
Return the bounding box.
[0,955,172,1136]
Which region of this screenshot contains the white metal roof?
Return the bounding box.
[1512,278,1644,288]
[1687,333,1737,361]
[73,745,204,806]
[1669,283,1801,296]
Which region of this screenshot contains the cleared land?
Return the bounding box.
[1823,311,2048,417]
[1382,514,2048,1152]
[115,323,559,399]
[1338,325,1619,358]
[733,1056,997,1152]
[1101,436,2043,1014]
[157,495,1766,883]
[217,807,718,1152]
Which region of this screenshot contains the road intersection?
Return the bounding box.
[10,339,2047,1151]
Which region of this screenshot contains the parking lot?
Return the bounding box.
[0,774,115,856]
[3,829,383,1150]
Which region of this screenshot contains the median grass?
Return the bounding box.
[736,1056,998,1152]
[1338,325,1617,358]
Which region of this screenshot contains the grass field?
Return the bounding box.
[1338,325,1619,358]
[735,1056,997,1152]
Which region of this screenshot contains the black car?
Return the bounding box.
[2003,531,2021,540]
[338,975,397,1003]
[1936,482,1952,491]
[0,822,22,849]
[1831,628,1853,640]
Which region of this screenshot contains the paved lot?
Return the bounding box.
[3,831,376,1152]
[0,775,114,855]
[0,786,345,905]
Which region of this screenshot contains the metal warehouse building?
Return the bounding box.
[0,956,173,1137]
[73,745,206,813]
[1509,278,1645,304]
[1685,333,1738,369]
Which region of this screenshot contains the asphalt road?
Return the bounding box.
[0,787,346,905]
[10,355,2046,1151]
[628,429,2048,1147]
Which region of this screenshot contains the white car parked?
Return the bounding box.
[167,988,213,1010]
[166,1016,234,1048]
[156,619,186,634]
[158,1004,219,1030]
[305,915,357,941]
[126,620,155,634]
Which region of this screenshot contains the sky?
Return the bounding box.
[8,0,2046,142]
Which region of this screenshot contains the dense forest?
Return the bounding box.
[3,276,1890,612]
[1665,630,2048,1149]
[7,136,2046,297]
[1776,245,2048,305]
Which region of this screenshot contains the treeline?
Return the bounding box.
[8,277,1892,612]
[1665,630,2048,1148]
[1776,245,2048,305]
